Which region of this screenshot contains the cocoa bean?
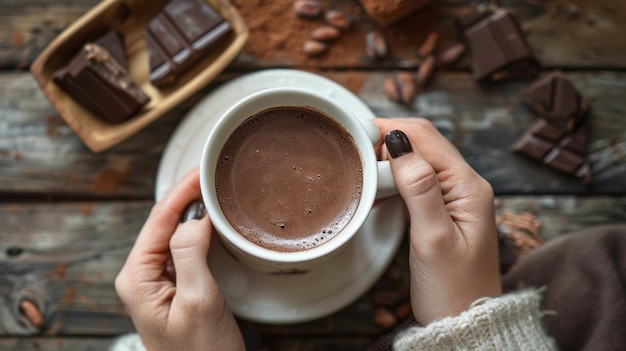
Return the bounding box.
[396,72,416,104]
[384,73,415,105]
[418,31,439,58]
[384,265,402,281]
[20,299,44,328]
[302,40,328,56]
[311,25,341,41]
[372,290,400,307]
[365,30,387,60]
[416,55,435,88]
[384,78,400,103]
[395,301,413,320]
[293,0,323,19]
[438,43,466,66]
[374,308,398,329]
[325,10,352,31]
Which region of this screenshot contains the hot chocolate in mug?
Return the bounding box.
[200,87,397,274]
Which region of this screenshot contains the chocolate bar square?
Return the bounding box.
[523,72,590,132]
[457,9,539,83]
[54,43,150,124]
[512,119,591,185]
[145,0,232,86]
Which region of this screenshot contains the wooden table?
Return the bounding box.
[1,0,625,350]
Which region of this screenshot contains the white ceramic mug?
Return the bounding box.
[200,87,397,274]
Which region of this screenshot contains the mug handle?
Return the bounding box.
[359,118,398,199]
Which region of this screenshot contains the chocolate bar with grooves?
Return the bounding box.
[512,119,591,186]
[145,0,232,87]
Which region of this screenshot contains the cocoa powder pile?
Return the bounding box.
[231,0,440,67]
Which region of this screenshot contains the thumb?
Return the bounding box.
[169,201,215,296]
[385,130,453,235]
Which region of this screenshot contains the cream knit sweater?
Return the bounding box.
[393,288,557,351]
[110,289,557,351]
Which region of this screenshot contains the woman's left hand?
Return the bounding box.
[115,168,244,351]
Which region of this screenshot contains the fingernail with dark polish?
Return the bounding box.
[181,201,206,223]
[385,130,413,159]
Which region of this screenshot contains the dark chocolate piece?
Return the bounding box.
[457,9,539,83]
[145,0,232,86]
[54,43,150,124]
[523,72,590,132]
[94,30,128,69]
[512,119,591,185]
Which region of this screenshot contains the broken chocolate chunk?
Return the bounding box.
[94,30,128,69]
[512,119,591,185]
[523,72,590,132]
[53,43,150,124]
[457,8,539,83]
[145,0,232,86]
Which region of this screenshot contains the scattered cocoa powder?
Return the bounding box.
[80,203,93,215]
[359,0,434,26]
[65,284,75,306]
[117,306,129,318]
[45,114,65,138]
[12,33,25,46]
[90,169,129,195]
[55,261,68,279]
[232,0,438,66]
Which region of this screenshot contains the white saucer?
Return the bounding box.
[155,69,407,324]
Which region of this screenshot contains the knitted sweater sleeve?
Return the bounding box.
[393,289,557,351]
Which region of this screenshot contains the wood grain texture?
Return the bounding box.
[1,196,624,343]
[1,0,625,349]
[1,71,625,198]
[2,0,625,70]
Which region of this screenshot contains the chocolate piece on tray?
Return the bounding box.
[54,43,150,124]
[523,72,590,132]
[457,8,539,83]
[94,30,128,69]
[145,0,232,87]
[512,119,591,185]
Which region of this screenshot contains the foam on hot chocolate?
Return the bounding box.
[215,106,363,252]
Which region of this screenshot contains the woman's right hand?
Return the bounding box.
[374,117,502,325]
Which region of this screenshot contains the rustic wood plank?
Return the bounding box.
[0,336,376,351]
[1,197,624,338]
[0,72,199,199]
[0,337,118,351]
[1,71,625,198]
[0,202,148,336]
[1,0,625,70]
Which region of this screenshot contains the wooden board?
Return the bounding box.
[1,71,625,199]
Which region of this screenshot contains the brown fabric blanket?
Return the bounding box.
[502,224,626,351]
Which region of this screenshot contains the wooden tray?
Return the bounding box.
[30,0,248,153]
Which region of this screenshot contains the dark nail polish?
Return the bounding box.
[181,201,206,223]
[385,130,413,158]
